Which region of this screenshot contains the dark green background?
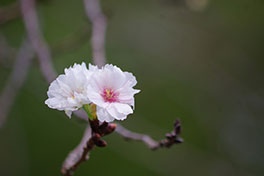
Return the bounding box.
[1,0,264,175]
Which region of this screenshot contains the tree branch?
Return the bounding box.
[0,39,34,127]
[20,0,57,83]
[84,0,107,67]
[115,119,183,150]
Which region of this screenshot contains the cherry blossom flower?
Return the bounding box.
[87,64,140,122]
[45,63,98,117]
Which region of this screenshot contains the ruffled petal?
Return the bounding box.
[106,103,132,121]
[96,106,115,122]
[65,110,72,118]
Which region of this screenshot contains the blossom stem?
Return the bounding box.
[83,104,96,120]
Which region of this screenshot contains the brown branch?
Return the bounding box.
[20,0,57,83]
[84,0,107,67]
[61,120,116,176]
[0,39,34,127]
[115,119,183,150]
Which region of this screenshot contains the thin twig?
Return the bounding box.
[115,123,159,149]
[84,0,107,67]
[115,119,183,150]
[0,39,34,127]
[20,0,57,83]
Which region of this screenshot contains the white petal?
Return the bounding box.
[89,63,99,72]
[118,88,140,107]
[65,110,72,118]
[96,106,115,122]
[107,103,133,121]
[124,72,137,87]
[114,103,133,115]
[107,104,125,120]
[101,64,127,89]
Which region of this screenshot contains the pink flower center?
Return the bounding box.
[102,88,118,103]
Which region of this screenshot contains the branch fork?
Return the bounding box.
[61,119,116,176]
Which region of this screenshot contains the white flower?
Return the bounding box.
[45,63,140,122]
[87,64,140,122]
[45,62,98,117]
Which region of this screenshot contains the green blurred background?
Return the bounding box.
[1,0,264,175]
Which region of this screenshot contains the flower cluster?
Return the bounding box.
[45,63,140,122]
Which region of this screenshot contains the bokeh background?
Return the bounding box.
[1,0,264,175]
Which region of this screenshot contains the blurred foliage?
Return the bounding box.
[0,0,264,175]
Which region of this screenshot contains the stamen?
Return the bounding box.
[102,88,118,102]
